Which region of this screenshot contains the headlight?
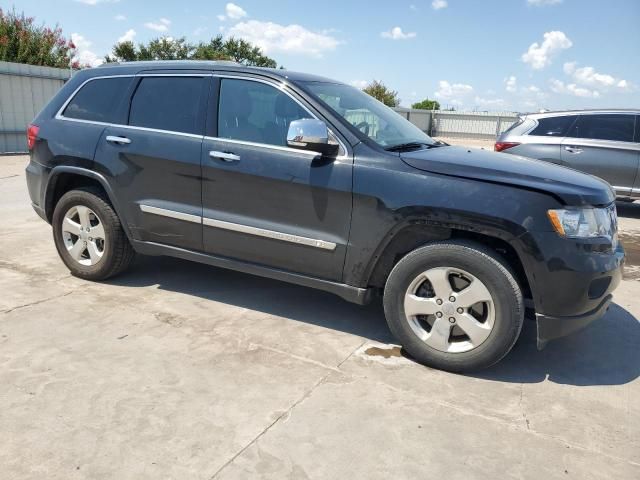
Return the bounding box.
[547,206,617,239]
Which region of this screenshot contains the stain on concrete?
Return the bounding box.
[364,345,404,359]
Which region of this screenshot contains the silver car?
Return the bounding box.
[496,110,640,199]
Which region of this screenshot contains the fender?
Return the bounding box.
[45,165,135,241]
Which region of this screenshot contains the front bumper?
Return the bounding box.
[520,232,625,348]
[536,294,613,349]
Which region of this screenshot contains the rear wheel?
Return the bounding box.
[52,188,135,280]
[383,241,523,372]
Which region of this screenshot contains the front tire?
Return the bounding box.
[52,187,135,280]
[383,241,523,372]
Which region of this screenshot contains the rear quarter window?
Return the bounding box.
[529,115,578,137]
[62,77,132,123]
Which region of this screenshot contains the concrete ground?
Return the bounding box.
[1,154,639,479]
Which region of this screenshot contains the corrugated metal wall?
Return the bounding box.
[0,61,71,153]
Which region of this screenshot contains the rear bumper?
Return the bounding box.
[25,157,51,223]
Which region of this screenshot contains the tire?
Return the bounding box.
[383,240,523,372]
[52,187,135,280]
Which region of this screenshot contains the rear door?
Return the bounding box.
[93,74,210,251]
[561,113,639,195]
[200,75,353,281]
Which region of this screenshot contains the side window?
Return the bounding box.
[568,114,635,142]
[63,77,132,123]
[129,77,205,134]
[218,78,311,146]
[636,116,640,142]
[529,115,577,137]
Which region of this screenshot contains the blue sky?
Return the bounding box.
[5,0,640,111]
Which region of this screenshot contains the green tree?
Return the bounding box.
[362,80,400,107]
[411,98,440,110]
[107,35,277,68]
[0,8,77,68]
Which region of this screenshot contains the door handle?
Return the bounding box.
[106,135,131,145]
[564,146,583,154]
[209,150,240,162]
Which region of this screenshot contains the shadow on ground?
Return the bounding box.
[109,255,640,388]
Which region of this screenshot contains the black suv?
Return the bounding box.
[26,61,624,372]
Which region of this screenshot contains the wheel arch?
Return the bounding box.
[364,222,533,303]
[45,166,134,240]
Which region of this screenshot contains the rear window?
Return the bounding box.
[128,77,205,135]
[567,114,635,142]
[63,77,131,123]
[529,115,577,137]
[502,118,524,134]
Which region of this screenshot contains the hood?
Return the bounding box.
[400,146,614,206]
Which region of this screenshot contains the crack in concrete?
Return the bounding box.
[2,290,75,314]
[208,341,366,479]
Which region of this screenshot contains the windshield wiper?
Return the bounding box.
[385,141,440,152]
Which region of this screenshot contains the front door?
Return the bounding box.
[561,113,639,195]
[201,76,353,281]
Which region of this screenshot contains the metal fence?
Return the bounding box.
[0,61,71,153]
[0,60,519,153]
[393,107,519,141]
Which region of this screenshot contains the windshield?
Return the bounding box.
[299,81,435,149]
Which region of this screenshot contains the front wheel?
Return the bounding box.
[383,241,524,372]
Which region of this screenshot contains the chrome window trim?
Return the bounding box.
[139,204,337,251]
[54,72,351,158]
[204,136,320,157]
[139,205,201,224]
[213,73,350,158]
[55,72,211,123]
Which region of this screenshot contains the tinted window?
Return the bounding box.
[529,115,577,137]
[129,77,204,134]
[568,114,635,142]
[636,116,640,142]
[63,77,131,123]
[218,78,311,146]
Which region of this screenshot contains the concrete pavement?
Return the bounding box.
[1,155,639,479]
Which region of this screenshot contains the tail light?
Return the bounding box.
[494,141,520,152]
[27,124,39,150]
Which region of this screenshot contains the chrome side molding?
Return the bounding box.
[139,204,337,251]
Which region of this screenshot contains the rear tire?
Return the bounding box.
[52,187,135,280]
[383,241,523,372]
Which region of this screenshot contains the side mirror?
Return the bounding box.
[287,119,339,157]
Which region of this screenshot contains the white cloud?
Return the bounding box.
[521,31,572,69]
[563,62,633,92]
[474,96,506,108]
[227,20,341,57]
[218,3,247,21]
[381,27,416,40]
[432,0,448,10]
[71,33,103,67]
[144,18,171,32]
[435,81,474,106]
[505,76,517,92]
[117,29,136,43]
[350,80,368,89]
[527,0,562,5]
[549,79,600,98]
[114,14,126,21]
